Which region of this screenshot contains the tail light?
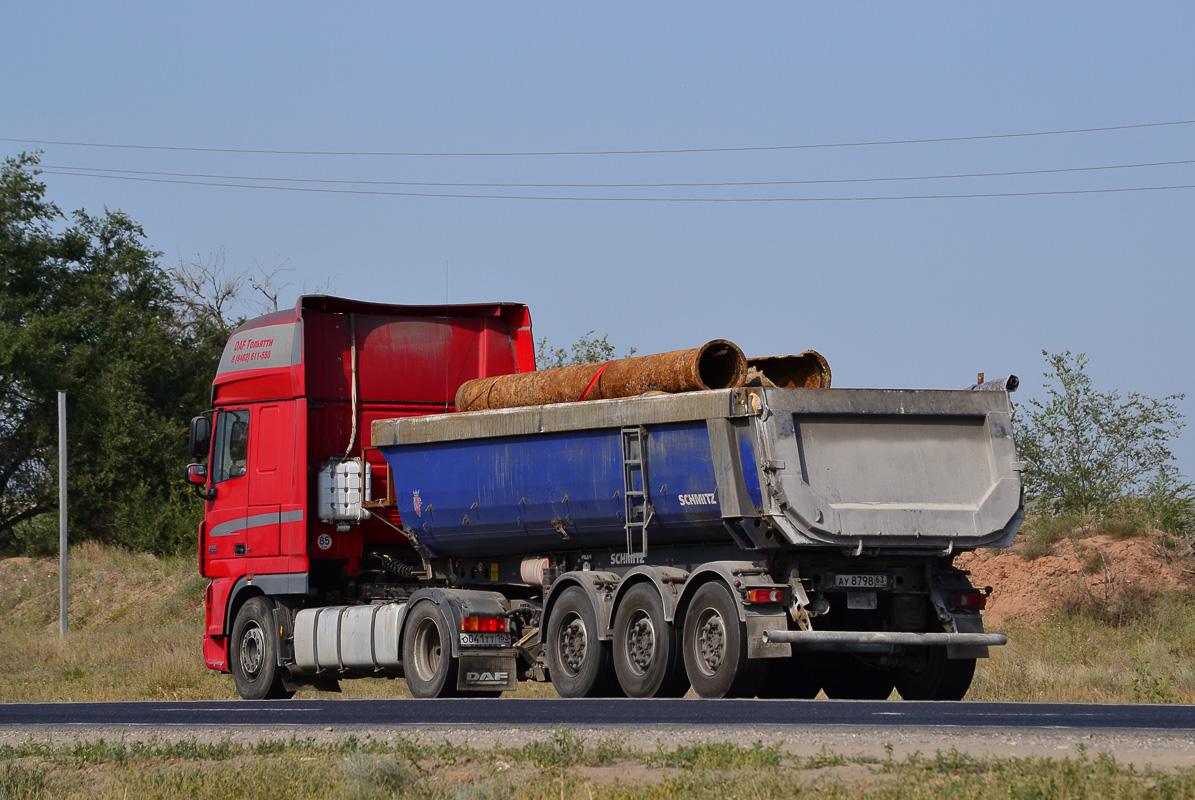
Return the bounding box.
[745,588,787,604]
[951,592,987,610]
[461,616,508,633]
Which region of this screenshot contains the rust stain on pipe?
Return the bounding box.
[746,351,831,389]
[455,339,748,412]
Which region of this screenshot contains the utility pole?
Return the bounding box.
[58,390,67,639]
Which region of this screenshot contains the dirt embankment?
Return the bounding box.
[956,531,1195,627]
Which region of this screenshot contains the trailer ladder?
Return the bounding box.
[621,426,653,557]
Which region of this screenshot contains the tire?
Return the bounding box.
[682,581,765,698]
[894,648,976,701]
[820,655,895,700]
[546,586,620,697]
[612,584,690,698]
[402,601,460,698]
[758,656,822,699]
[230,596,295,700]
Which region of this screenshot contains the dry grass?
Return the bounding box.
[0,542,231,702]
[0,733,1192,800]
[971,588,1195,703]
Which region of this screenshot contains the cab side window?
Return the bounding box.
[212,409,251,484]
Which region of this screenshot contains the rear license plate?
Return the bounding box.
[835,573,888,589]
[459,632,512,648]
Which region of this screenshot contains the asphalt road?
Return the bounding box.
[3,699,1195,731]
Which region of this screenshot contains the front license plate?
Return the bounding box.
[459,632,512,648]
[835,573,888,589]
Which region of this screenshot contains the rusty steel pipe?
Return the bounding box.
[746,350,832,389]
[455,339,748,412]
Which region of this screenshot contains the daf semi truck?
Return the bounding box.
[186,295,1023,701]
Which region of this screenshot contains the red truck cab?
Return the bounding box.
[187,296,535,677]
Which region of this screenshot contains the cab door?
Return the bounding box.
[205,407,251,573]
[247,403,292,558]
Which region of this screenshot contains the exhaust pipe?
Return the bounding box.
[455,339,748,412]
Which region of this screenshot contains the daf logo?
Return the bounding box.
[466,671,509,684]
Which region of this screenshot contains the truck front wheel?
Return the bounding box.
[612,584,689,698]
[402,601,461,698]
[682,581,765,698]
[230,596,295,700]
[546,587,620,697]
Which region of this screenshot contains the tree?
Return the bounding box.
[1017,350,1188,518]
[0,152,212,553]
[535,331,636,369]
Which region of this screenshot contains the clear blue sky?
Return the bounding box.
[3,4,1193,476]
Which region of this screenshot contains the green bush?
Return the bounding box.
[1017,512,1083,560]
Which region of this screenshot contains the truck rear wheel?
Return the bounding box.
[403,601,461,698]
[757,656,822,699]
[546,586,620,698]
[820,655,895,700]
[894,647,975,701]
[612,584,689,698]
[682,581,764,698]
[230,596,295,700]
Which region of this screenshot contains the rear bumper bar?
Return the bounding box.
[763,631,1007,648]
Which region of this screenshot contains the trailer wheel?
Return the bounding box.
[612,584,690,698]
[546,587,619,698]
[757,656,822,699]
[402,601,460,698]
[682,581,764,698]
[820,655,895,700]
[230,596,294,700]
[894,648,975,701]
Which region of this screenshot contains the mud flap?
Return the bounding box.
[949,614,990,659]
[747,613,791,659]
[457,653,519,692]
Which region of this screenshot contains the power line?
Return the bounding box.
[8,119,1195,158]
[39,158,1195,189]
[39,169,1195,201]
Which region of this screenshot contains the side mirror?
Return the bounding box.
[184,463,216,501]
[189,416,212,459]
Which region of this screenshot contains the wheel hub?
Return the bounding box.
[560,616,588,674]
[696,611,726,674]
[414,619,443,680]
[239,624,265,678]
[625,613,655,675]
